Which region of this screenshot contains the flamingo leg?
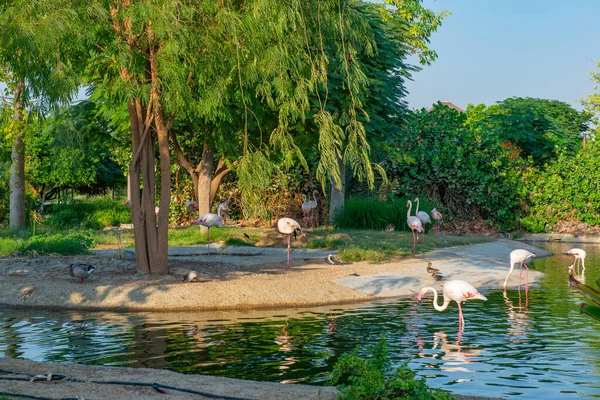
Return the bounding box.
[457,302,464,328]
[286,235,291,269]
[411,229,417,252]
[207,227,211,258]
[523,263,530,294]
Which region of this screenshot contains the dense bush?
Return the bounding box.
[42,198,131,230]
[19,232,95,255]
[387,104,526,227]
[330,335,455,400]
[521,141,600,232]
[333,197,438,231]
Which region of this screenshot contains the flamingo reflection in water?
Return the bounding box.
[568,263,586,285]
[503,288,531,344]
[416,331,482,373]
[275,320,298,380]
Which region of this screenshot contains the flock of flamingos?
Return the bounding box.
[68,197,588,332]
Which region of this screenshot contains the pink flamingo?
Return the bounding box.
[406,200,424,253]
[308,190,318,227]
[185,200,199,215]
[192,213,223,257]
[414,197,431,243]
[503,249,536,292]
[301,195,312,226]
[564,248,586,274]
[217,201,230,225]
[277,217,304,269]
[418,279,487,329]
[431,208,443,232]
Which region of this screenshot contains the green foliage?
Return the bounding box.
[569,274,600,322]
[521,140,600,232]
[0,237,22,255]
[330,335,455,400]
[387,103,526,227]
[582,59,600,131]
[467,97,591,166]
[333,198,405,230]
[42,198,131,230]
[19,232,94,255]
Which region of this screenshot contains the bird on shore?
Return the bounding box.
[414,198,432,240]
[418,280,487,328]
[301,194,312,227]
[385,224,395,232]
[185,200,199,215]
[327,254,344,266]
[277,217,304,269]
[182,271,200,282]
[431,208,443,232]
[192,213,223,257]
[564,248,586,274]
[218,201,230,224]
[406,200,424,253]
[308,190,319,227]
[69,263,96,284]
[503,249,536,292]
[431,272,444,281]
[426,262,439,274]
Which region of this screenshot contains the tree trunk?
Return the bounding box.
[209,156,233,205]
[9,80,26,230]
[328,155,345,222]
[197,142,215,216]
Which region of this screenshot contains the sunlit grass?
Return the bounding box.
[4,224,494,262]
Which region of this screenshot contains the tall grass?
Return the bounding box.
[333,197,439,231]
[42,198,131,230]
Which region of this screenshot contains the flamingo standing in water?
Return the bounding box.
[414,197,431,242]
[192,213,223,257]
[564,248,586,274]
[277,217,304,269]
[406,200,424,253]
[418,280,487,329]
[431,208,443,232]
[503,249,536,292]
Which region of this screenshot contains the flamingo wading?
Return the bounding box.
[277,218,304,269]
[406,200,424,253]
[503,249,536,291]
[565,248,586,274]
[418,280,487,328]
[193,213,223,257]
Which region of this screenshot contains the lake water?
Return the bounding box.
[1,242,599,398]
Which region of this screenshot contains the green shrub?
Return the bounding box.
[19,232,95,255]
[521,141,600,232]
[43,198,131,230]
[331,335,455,400]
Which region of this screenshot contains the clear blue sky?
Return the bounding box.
[405,0,600,111]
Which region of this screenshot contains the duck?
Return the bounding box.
[182,271,200,282]
[69,263,96,284]
[426,261,439,274]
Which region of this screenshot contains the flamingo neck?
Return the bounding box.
[422,287,450,312]
[313,192,317,201]
[407,201,412,219]
[303,194,307,201]
[415,198,420,214]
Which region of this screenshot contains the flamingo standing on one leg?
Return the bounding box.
[192,213,223,257]
[414,197,431,243]
[418,279,487,329]
[308,190,319,227]
[277,217,304,269]
[406,200,424,253]
[431,208,443,232]
[503,249,536,292]
[564,248,586,274]
[217,201,230,225]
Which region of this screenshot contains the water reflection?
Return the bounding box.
[1,243,600,398]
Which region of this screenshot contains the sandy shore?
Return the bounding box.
[0,239,551,312]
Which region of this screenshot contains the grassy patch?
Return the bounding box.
[19,232,94,256]
[0,237,22,255]
[307,227,492,263]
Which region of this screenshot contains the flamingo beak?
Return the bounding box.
[417,293,423,302]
